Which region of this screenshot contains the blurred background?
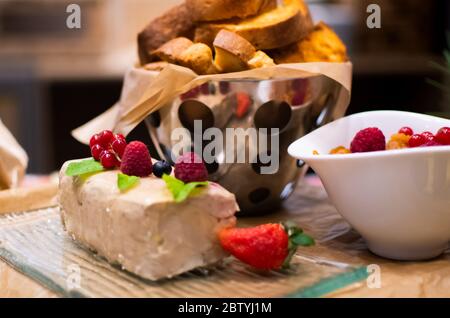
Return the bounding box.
[0,0,448,173]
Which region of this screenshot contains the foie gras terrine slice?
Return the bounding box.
[58,160,238,281]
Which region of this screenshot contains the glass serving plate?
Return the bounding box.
[0,207,367,298]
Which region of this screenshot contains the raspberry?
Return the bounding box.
[174,152,208,183]
[120,141,153,177]
[350,128,386,153]
[409,134,427,147]
[398,127,413,136]
[435,127,450,145]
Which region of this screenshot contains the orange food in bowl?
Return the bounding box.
[329,146,350,154]
[386,133,410,150]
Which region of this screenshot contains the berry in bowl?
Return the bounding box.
[288,111,450,261]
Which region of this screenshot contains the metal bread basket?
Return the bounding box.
[145,76,346,215]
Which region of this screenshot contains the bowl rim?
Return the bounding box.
[288,110,450,161]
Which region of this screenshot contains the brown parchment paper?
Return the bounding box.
[72,62,352,144]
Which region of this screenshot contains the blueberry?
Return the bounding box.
[153,160,172,178]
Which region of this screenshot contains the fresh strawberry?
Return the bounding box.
[219,222,314,270]
[235,92,251,118]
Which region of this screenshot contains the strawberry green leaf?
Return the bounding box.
[282,221,303,237]
[162,174,208,203]
[282,242,298,269]
[117,173,140,192]
[291,233,315,246]
[66,158,105,177]
[281,221,315,269]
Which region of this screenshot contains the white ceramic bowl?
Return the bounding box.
[288,111,450,260]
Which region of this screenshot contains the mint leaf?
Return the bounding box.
[175,181,207,202]
[66,158,105,177]
[291,233,315,246]
[117,173,140,192]
[162,174,185,197]
[162,174,208,203]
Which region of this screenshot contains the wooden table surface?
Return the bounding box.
[0,177,449,298]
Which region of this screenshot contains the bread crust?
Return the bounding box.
[272,21,349,63]
[213,30,256,62]
[194,0,313,50]
[179,43,218,75]
[151,37,194,63]
[212,30,276,72]
[247,51,275,69]
[186,0,276,21]
[138,4,195,64]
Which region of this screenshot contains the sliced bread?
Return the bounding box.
[179,43,218,75]
[272,22,348,63]
[213,29,257,72]
[213,30,276,73]
[138,4,195,64]
[150,38,217,75]
[194,0,313,50]
[247,51,276,69]
[151,37,194,64]
[186,0,276,22]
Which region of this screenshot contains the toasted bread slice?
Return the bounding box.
[151,37,194,64]
[179,43,218,75]
[247,51,276,69]
[186,0,276,22]
[138,4,195,64]
[194,0,313,50]
[272,22,349,63]
[213,30,276,72]
[213,30,256,72]
[151,38,216,75]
